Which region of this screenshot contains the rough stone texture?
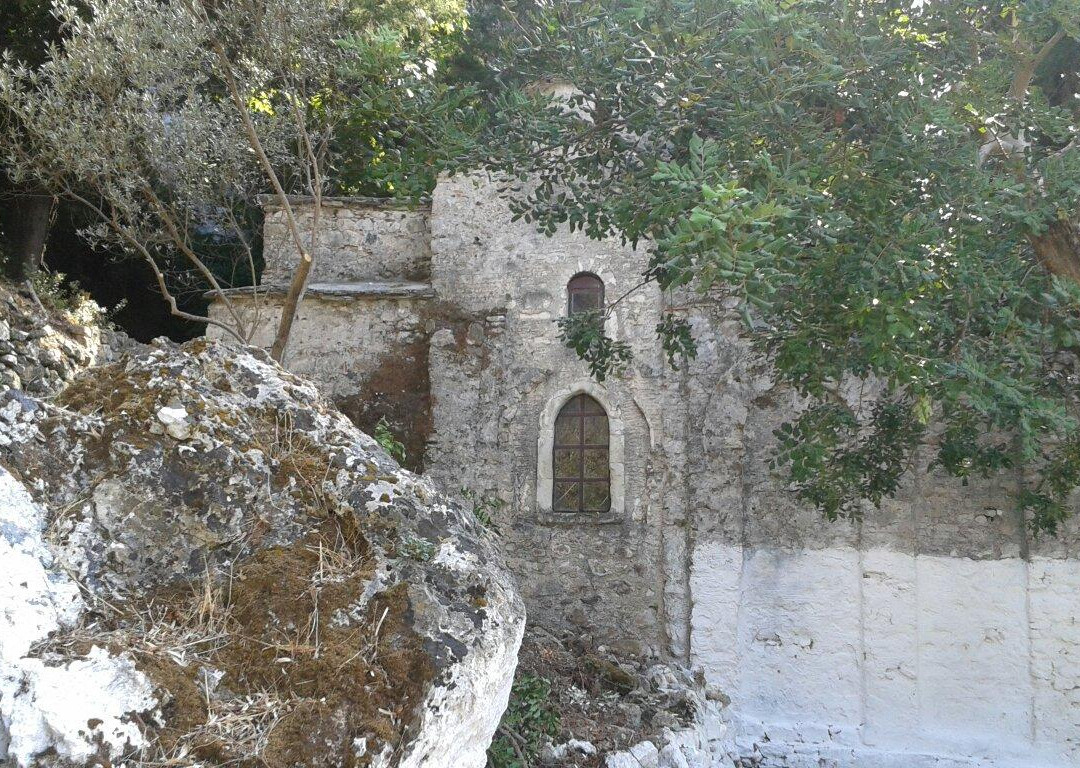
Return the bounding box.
[261,197,431,286]
[209,173,1080,767]
[511,625,738,767]
[0,282,127,400]
[0,338,524,768]
[0,468,158,767]
[599,664,735,768]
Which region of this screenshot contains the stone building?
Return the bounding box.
[210,174,1080,768]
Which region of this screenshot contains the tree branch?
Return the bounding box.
[209,34,315,363]
[268,81,327,363]
[140,184,249,338]
[223,204,264,339]
[63,185,245,341]
[1009,28,1066,102]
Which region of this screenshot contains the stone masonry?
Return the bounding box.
[210,173,1080,768]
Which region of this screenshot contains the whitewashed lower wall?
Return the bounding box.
[690,542,1080,767]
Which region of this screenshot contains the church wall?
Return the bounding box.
[690,542,1080,767]
[425,173,689,656]
[424,173,1080,766]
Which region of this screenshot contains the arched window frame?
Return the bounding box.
[552,394,611,513]
[566,272,605,317]
[537,381,625,523]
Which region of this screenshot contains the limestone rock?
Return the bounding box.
[0,338,525,768]
[541,738,598,763]
[155,403,191,439]
[0,282,132,400]
[599,662,736,768]
[0,469,154,766]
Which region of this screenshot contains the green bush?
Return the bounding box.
[374,417,407,463]
[487,673,560,768]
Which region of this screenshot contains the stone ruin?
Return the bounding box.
[209,172,1080,768]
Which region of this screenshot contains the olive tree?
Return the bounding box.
[0,0,62,281]
[0,0,350,360]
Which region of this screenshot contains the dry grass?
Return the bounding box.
[33,562,232,668]
[246,409,338,515]
[30,519,433,768]
[139,691,292,768]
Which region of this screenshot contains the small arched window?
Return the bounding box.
[567,273,604,316]
[552,394,611,513]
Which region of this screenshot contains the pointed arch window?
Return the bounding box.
[552,394,611,513]
[567,273,604,316]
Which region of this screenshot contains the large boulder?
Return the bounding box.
[0,338,525,767]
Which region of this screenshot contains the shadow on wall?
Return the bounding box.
[335,338,432,473]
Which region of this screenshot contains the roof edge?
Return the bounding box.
[258,195,431,212]
[206,281,435,301]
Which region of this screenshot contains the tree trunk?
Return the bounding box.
[7,194,53,280]
[269,245,313,364]
[1031,217,1080,285]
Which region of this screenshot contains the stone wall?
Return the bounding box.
[422,173,1080,767]
[0,282,130,399]
[673,299,1080,766]
[426,173,687,658]
[261,197,431,286]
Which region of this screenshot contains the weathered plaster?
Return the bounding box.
[690,541,1080,767]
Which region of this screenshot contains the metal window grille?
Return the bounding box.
[552,394,611,513]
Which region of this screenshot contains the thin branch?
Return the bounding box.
[62,185,244,341]
[269,81,326,363]
[23,279,47,313]
[223,204,263,341]
[210,35,314,362]
[140,184,249,337]
[603,275,654,318]
[1009,28,1066,102]
[496,725,530,768]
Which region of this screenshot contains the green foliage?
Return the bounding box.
[470,0,1080,533]
[333,0,485,198]
[0,0,359,345]
[772,400,926,520]
[556,310,632,381]
[460,486,506,532]
[374,416,408,463]
[487,673,560,768]
[28,269,83,312]
[657,312,696,370]
[0,0,475,341]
